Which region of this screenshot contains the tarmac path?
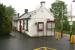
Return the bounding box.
[0,32,75,50]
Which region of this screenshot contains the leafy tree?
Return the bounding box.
[50,1,69,31]
[5,6,15,34]
[5,6,15,17]
[50,1,67,19]
[72,21,75,32]
[0,4,6,35]
[0,3,15,35]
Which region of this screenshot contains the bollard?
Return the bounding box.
[70,35,74,44]
[59,32,61,39]
[55,32,58,40]
[70,33,72,41]
[55,32,61,40]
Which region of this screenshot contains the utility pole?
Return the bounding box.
[69,0,75,44]
[70,0,75,35]
[70,0,75,34]
[69,0,73,40]
[61,5,63,38]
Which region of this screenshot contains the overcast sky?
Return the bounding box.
[0,0,75,16]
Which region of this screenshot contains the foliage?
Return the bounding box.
[72,21,75,32]
[0,3,15,35]
[50,1,69,31]
[0,4,6,35]
[50,1,67,19]
[5,6,15,17]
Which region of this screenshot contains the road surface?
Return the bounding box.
[0,32,75,50]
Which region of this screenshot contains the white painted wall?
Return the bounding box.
[26,8,55,37]
[12,15,18,30]
[28,18,55,37]
[17,5,55,37]
[31,8,54,21]
[12,21,17,27]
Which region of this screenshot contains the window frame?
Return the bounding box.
[37,22,44,31]
[46,20,55,30]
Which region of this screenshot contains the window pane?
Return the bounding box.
[47,23,51,28]
[52,23,55,28]
[38,22,44,31]
[39,24,43,29]
[24,20,27,30]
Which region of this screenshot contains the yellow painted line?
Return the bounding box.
[34,48,40,50]
[34,47,56,50]
[40,47,48,48]
[40,47,48,50]
[48,48,56,50]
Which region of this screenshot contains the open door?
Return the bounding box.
[19,20,22,32]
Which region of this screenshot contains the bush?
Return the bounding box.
[0,17,12,35]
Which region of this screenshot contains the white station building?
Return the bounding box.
[13,1,55,37]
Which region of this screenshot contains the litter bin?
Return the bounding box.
[70,35,74,44]
[55,31,61,40]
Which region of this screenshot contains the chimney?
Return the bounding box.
[25,9,28,13]
[17,13,19,17]
[40,1,45,7]
[73,0,75,2]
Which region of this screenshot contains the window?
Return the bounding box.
[23,20,25,30]
[51,23,55,29]
[46,21,52,30]
[37,22,44,31]
[47,22,51,29]
[24,20,28,31]
[24,20,26,30]
[46,20,55,30]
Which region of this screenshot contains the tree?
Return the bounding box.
[0,4,6,35]
[0,3,15,35]
[50,1,69,31]
[5,6,15,34]
[72,21,75,32]
[5,6,15,17]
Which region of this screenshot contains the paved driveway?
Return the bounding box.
[0,32,75,50]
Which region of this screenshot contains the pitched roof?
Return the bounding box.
[18,1,54,20]
[17,7,54,20]
[19,13,31,19]
[29,7,54,17]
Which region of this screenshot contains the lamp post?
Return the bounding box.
[69,1,72,39]
[61,5,64,38]
[73,0,75,2]
[70,0,75,35]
